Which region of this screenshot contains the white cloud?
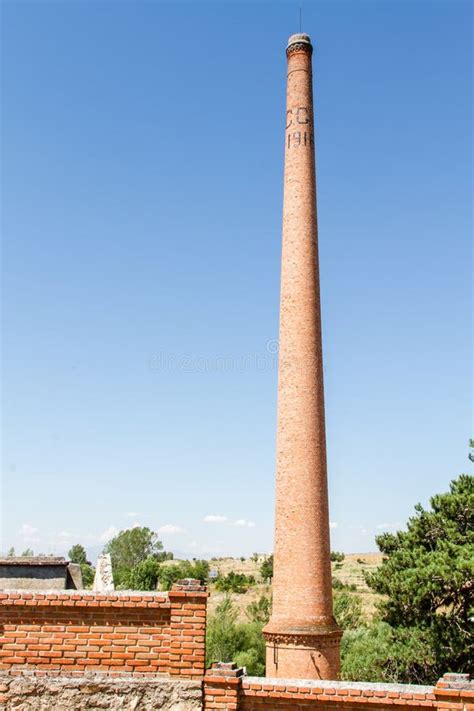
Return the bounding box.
[157,524,186,535]
[203,515,227,524]
[234,519,256,528]
[125,512,138,518]
[330,521,338,529]
[58,530,75,539]
[376,522,402,531]
[99,525,119,543]
[19,523,38,537]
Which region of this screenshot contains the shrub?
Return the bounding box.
[80,563,95,588]
[332,578,356,592]
[158,560,209,591]
[246,595,271,625]
[260,555,273,581]
[215,571,255,594]
[206,598,266,676]
[127,556,161,590]
[333,591,364,630]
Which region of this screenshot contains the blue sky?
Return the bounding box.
[1,0,472,561]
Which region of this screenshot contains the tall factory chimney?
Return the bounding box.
[263,33,341,680]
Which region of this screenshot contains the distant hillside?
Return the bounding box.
[164,553,384,622]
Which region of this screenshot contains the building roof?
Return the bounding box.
[0,557,68,567]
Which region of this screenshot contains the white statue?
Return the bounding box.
[93,553,115,592]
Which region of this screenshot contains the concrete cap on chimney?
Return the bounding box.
[287,33,312,50]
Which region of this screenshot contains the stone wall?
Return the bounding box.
[0,580,207,678]
[0,673,202,710]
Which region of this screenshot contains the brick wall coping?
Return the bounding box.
[244,677,435,695]
[0,590,173,609]
[0,589,169,599]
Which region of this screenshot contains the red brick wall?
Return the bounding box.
[168,583,207,677]
[204,668,474,711]
[0,581,207,677]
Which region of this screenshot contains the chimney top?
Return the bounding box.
[287,33,312,50]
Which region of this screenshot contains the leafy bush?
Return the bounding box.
[234,622,266,676]
[333,591,364,631]
[158,559,209,591]
[246,595,271,625]
[127,556,161,590]
[206,598,266,676]
[332,578,357,592]
[330,551,345,562]
[215,571,255,594]
[206,598,242,665]
[80,563,95,588]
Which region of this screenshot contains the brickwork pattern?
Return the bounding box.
[0,582,207,678]
[169,581,207,677]
[204,663,244,711]
[264,31,341,679]
[203,671,474,711]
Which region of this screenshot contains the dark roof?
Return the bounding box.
[0,557,68,567]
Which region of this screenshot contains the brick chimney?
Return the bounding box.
[263,33,341,680]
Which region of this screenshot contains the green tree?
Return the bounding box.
[206,598,266,676]
[246,595,271,625]
[127,557,161,590]
[68,544,94,588]
[104,527,164,585]
[80,564,95,588]
[190,559,210,584]
[234,622,266,676]
[206,598,242,666]
[21,548,34,556]
[330,551,345,562]
[68,544,88,565]
[341,622,436,684]
[260,555,273,582]
[363,473,474,682]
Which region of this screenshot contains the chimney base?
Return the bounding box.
[264,625,342,680]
